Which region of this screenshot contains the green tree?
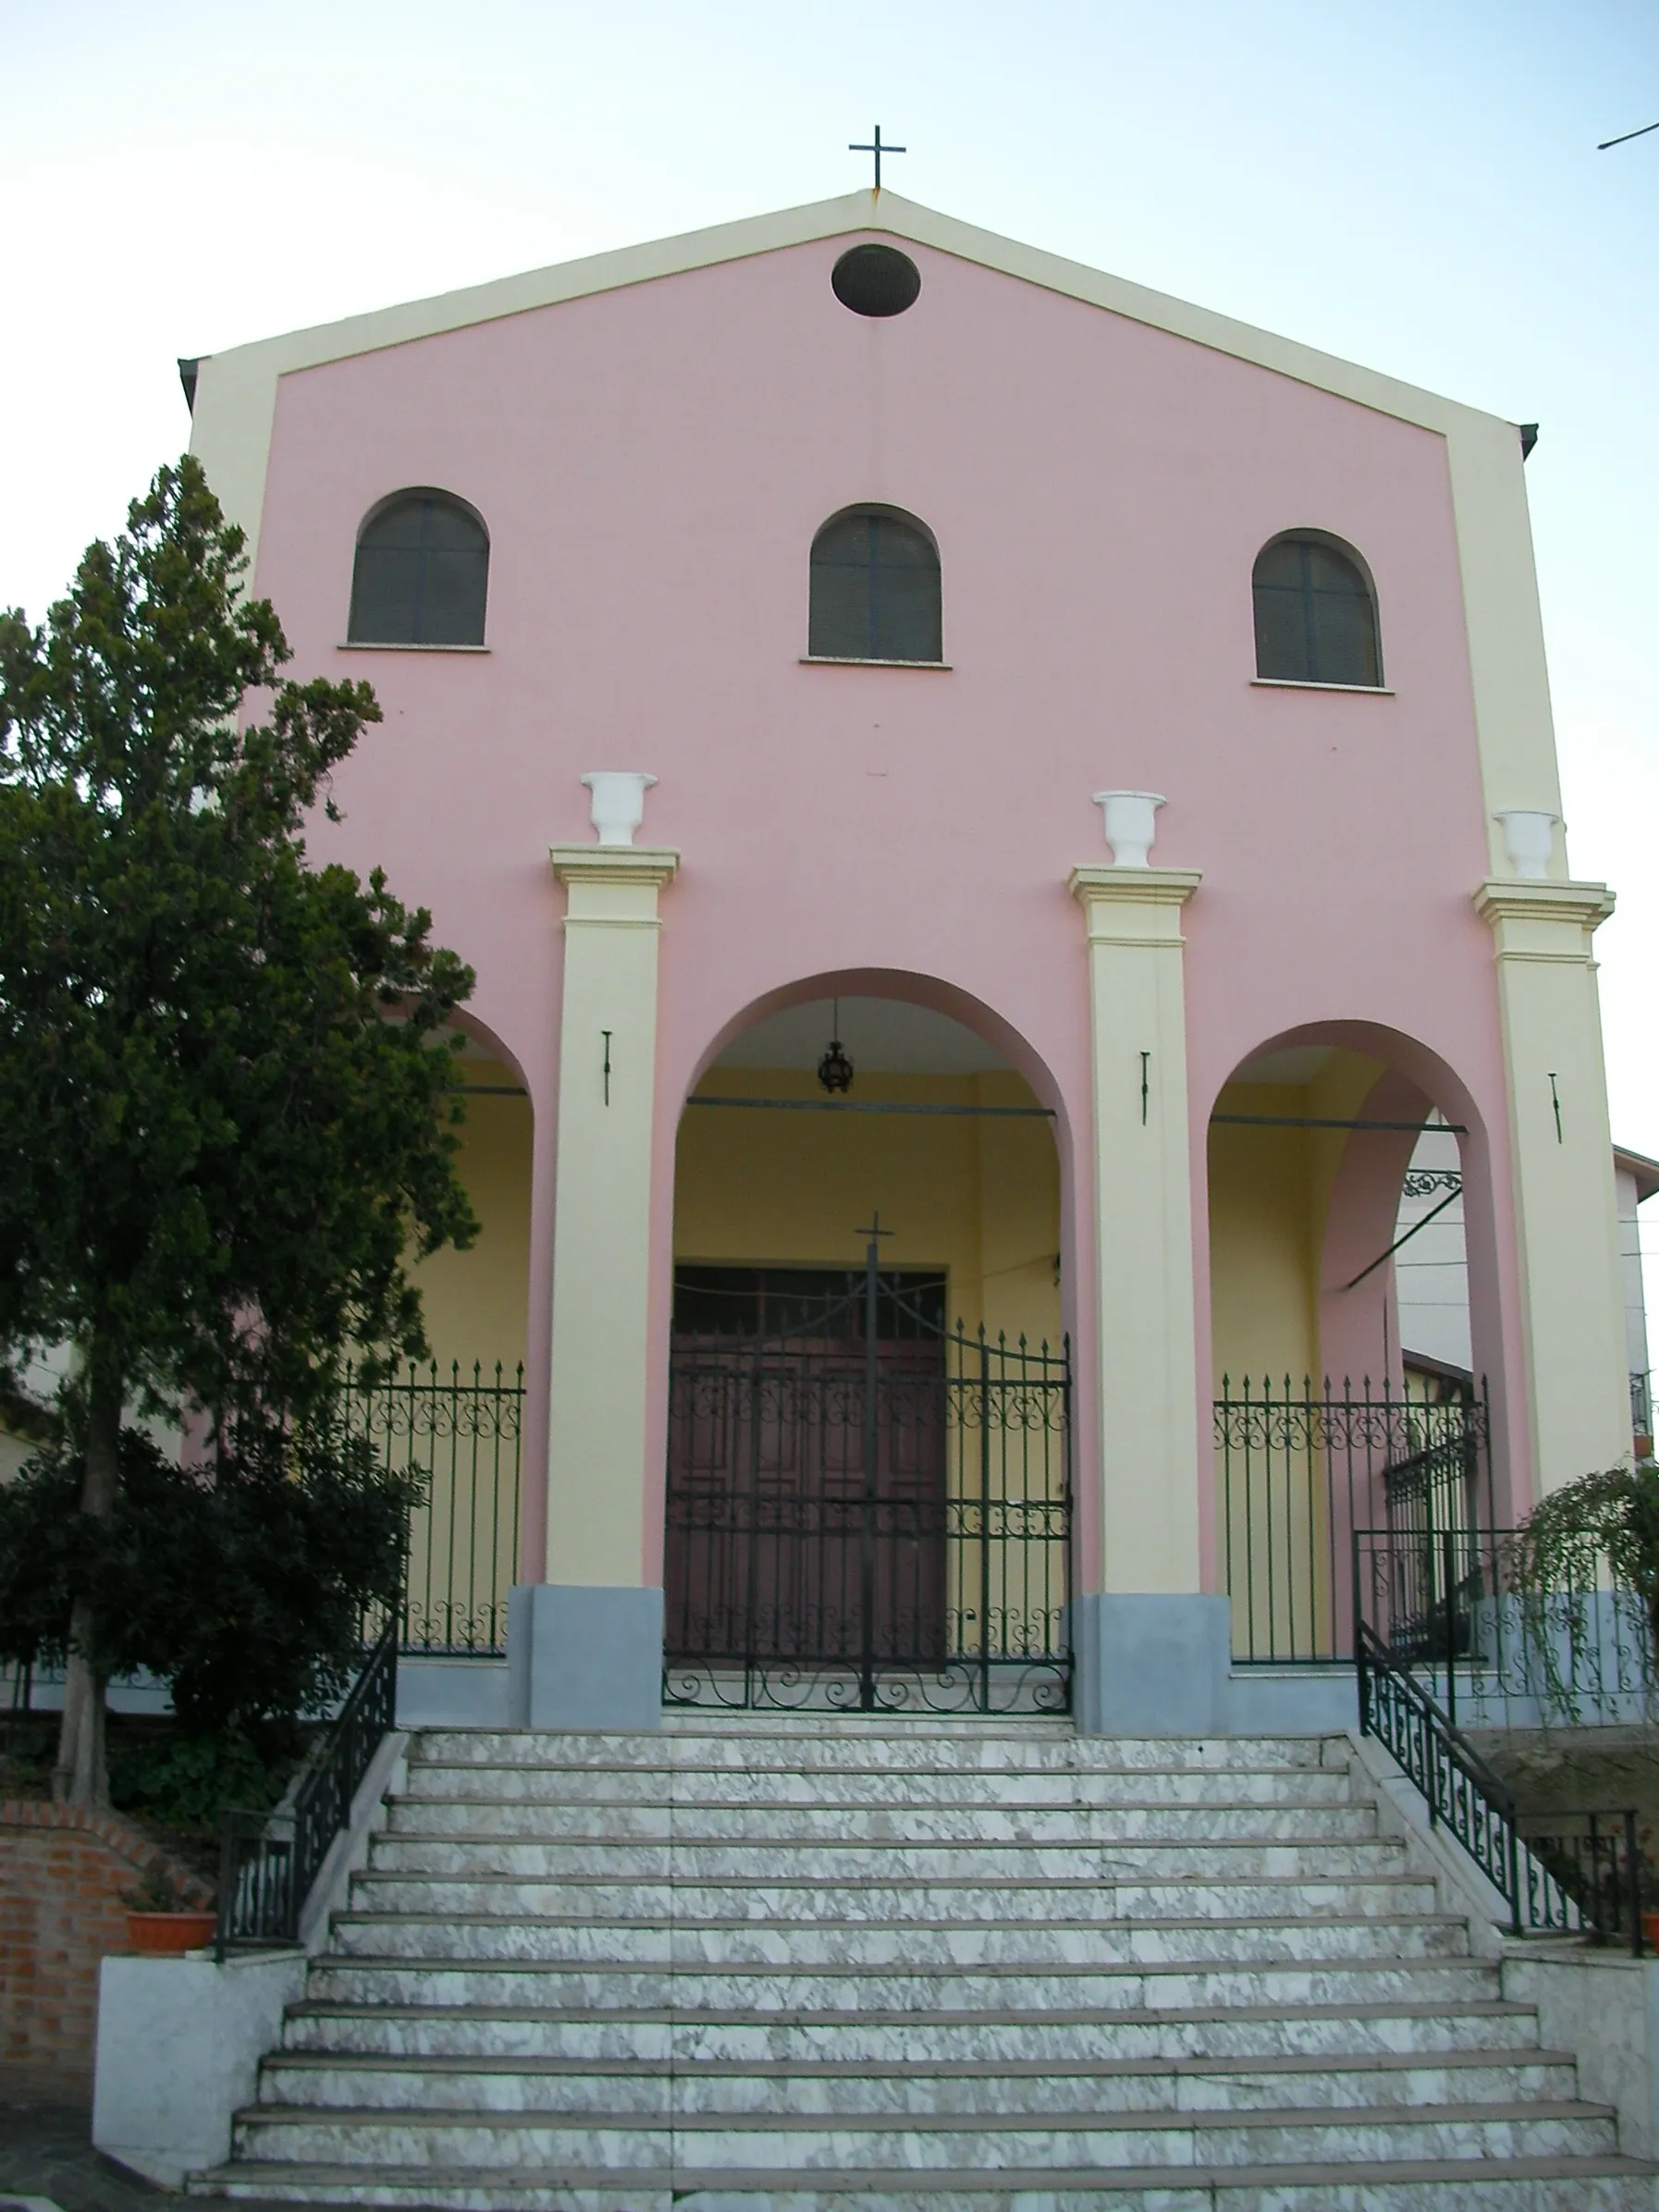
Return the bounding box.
[1505,1464,1659,1709]
[0,1422,417,1747]
[0,458,477,1806]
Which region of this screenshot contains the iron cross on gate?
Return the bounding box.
[849,127,906,190]
[856,1212,895,1270]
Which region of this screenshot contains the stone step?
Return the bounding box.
[412,1727,1333,1772]
[365,1835,1412,1882]
[345,1871,1444,1923]
[200,1718,1652,2212]
[301,1955,1503,2014]
[276,1997,1553,2062]
[399,1762,1358,1808]
[382,1797,1383,1843]
[185,2152,1659,2208]
[324,1911,1472,1968]
[228,2098,1620,2171]
[276,1996,1549,2064]
[256,2046,1583,2116]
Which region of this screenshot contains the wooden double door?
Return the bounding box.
[664,1266,949,1669]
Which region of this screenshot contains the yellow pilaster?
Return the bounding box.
[1475,879,1628,1494]
[545,845,679,1583]
[1069,866,1204,1592]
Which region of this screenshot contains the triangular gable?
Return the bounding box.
[185,191,1552,837]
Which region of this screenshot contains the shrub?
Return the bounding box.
[0,1420,415,1747]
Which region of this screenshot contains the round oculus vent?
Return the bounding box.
[831,244,922,318]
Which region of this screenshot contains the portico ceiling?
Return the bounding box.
[713,996,1009,1075]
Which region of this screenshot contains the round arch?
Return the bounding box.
[658,965,1080,1711]
[1203,1016,1518,1664]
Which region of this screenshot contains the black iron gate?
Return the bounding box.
[663,1222,1072,1714]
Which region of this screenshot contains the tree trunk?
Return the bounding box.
[52,1356,122,1808]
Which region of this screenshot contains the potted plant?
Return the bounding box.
[121,1862,216,1955]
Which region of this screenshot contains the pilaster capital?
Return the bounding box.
[1474,878,1615,962]
[1069,866,1202,948]
[550,844,681,891]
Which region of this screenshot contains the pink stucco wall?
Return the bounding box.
[249,230,1527,1593]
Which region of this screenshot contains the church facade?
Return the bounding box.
[183,192,1631,1736]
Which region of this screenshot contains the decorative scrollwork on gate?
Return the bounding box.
[663,1255,1072,1715]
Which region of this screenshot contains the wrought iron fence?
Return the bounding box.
[1215,1376,1491,1663]
[344,1360,523,1656]
[1356,1612,1646,1950]
[663,1256,1071,1715]
[215,1615,398,1957]
[1354,1524,1657,1729]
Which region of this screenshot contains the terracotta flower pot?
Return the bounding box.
[1642,1910,1659,1956]
[126,1909,217,1956]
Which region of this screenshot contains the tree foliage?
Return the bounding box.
[0,457,477,1432]
[0,456,478,1800]
[0,1422,416,1739]
[1506,1464,1659,1672]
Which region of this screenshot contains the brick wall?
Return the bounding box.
[0,1799,211,2083]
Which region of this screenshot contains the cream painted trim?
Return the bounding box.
[544,854,676,1585]
[1072,865,1205,1595]
[1070,867,1203,904]
[336,642,491,654]
[189,189,1531,585]
[1249,678,1394,696]
[1477,873,1628,1495]
[798,656,953,671]
[1474,879,1616,935]
[549,846,681,891]
[1069,867,1202,950]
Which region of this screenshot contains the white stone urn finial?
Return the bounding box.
[1092,791,1167,868]
[582,771,657,847]
[1494,808,1559,880]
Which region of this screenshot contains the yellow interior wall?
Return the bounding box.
[1303,1052,1389,1299]
[1207,1049,1391,1660]
[674,1067,1063,1352]
[408,1060,534,1380]
[1206,1051,1387,1390]
[1207,1084,1320,1390]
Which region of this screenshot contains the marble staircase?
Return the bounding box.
[195,1717,1659,2209]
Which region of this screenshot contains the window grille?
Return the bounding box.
[1252,534,1381,686]
[809,507,941,663]
[349,491,489,646]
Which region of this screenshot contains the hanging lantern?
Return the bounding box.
[817,1000,854,1095]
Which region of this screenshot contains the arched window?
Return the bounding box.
[809,508,941,663]
[348,491,489,646]
[1252,534,1381,687]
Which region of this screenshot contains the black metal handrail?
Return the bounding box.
[1356,1611,1645,1954]
[1355,1523,1656,1728]
[215,1614,399,1959]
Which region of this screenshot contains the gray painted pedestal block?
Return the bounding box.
[506,1583,664,1730]
[1072,1591,1234,1734]
[1072,1591,1359,1736]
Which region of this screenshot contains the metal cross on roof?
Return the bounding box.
[849,126,905,190]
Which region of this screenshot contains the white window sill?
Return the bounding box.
[800,655,952,670]
[1251,677,1391,695]
[337,641,491,654]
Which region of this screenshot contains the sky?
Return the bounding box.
[3,0,1656,1214]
